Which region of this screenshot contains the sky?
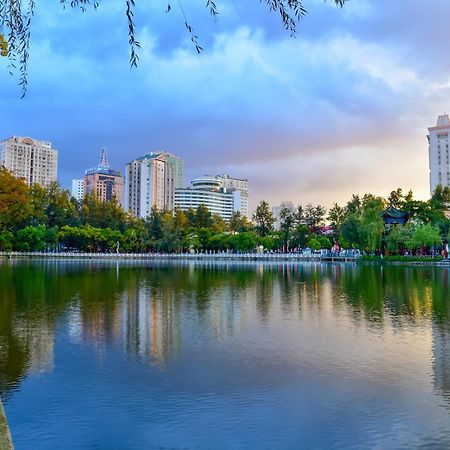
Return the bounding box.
[1,0,449,211]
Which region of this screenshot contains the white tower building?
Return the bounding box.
[428,114,450,194]
[0,136,58,186]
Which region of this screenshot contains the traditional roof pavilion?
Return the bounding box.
[382,206,409,226]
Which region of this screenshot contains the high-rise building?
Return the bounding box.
[174,176,243,221]
[215,174,249,217]
[0,136,58,186]
[428,114,450,194]
[84,148,124,205]
[125,151,184,218]
[71,179,84,202]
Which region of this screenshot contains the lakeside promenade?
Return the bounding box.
[0,251,359,263]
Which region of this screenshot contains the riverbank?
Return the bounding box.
[0,399,14,450]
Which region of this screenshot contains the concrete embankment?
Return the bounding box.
[0,398,14,450]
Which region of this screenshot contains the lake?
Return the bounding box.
[0,259,449,449]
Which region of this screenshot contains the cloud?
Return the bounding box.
[0,0,448,211]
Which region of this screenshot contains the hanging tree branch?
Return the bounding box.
[0,0,347,96]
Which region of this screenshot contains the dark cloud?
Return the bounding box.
[0,0,447,211]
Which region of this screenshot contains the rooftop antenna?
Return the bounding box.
[99,147,109,168]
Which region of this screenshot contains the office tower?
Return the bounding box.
[84,148,124,205]
[428,114,450,194]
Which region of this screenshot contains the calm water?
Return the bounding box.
[1,260,450,449]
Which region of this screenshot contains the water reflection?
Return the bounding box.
[0,260,450,448]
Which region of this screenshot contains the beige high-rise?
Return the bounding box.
[0,136,58,186]
[125,151,184,218]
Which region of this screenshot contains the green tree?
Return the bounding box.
[359,197,384,253]
[253,201,274,237]
[258,236,276,251]
[340,217,360,249]
[407,223,442,255]
[318,235,332,250]
[146,207,164,250]
[195,205,213,228]
[185,208,197,228]
[229,232,257,252]
[327,203,345,229]
[173,208,188,231]
[0,230,14,251]
[197,228,213,251]
[122,220,147,252]
[82,194,127,230]
[291,224,310,249]
[229,211,252,233]
[306,236,321,251]
[387,188,405,209]
[0,167,31,231]
[209,233,230,251]
[385,224,414,255]
[345,194,362,215]
[45,182,78,227]
[15,225,47,251]
[292,205,305,226]
[304,203,326,230]
[279,207,294,251]
[211,213,227,233]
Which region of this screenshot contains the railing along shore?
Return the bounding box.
[0,251,360,262]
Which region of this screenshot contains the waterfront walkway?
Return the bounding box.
[0,251,359,263]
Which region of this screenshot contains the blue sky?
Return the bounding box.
[1,0,450,209]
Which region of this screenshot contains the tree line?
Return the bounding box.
[1,167,449,255]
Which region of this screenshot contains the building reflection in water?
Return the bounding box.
[431,268,450,402]
[0,261,449,402]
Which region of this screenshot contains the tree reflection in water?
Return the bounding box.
[0,260,449,402]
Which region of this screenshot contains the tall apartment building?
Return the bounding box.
[0,136,58,186]
[215,174,249,217]
[125,151,184,218]
[428,114,450,194]
[174,176,243,222]
[71,179,84,202]
[84,148,124,205]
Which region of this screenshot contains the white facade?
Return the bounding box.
[0,136,58,186]
[428,114,450,194]
[125,151,183,218]
[174,176,242,221]
[71,179,84,202]
[216,174,249,217]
